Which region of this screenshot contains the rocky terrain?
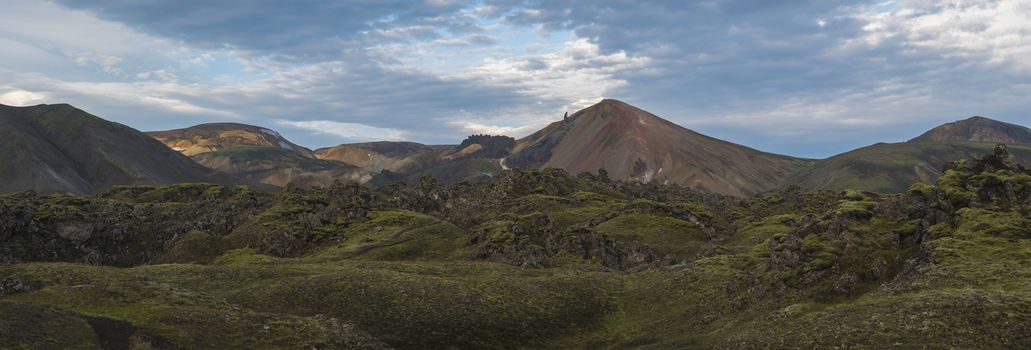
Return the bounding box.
[1,145,1028,348]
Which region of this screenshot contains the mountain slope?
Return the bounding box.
[793,116,1031,193]
[507,99,810,196]
[147,123,316,157]
[0,103,235,194]
[910,116,1031,144]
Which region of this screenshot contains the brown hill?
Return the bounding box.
[147,123,316,157]
[506,99,811,196]
[0,103,237,194]
[910,116,1031,144]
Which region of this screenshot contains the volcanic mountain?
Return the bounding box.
[506,99,811,196]
[0,103,236,194]
[149,123,365,187]
[792,116,1031,193]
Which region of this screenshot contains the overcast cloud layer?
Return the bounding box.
[1,0,1028,157]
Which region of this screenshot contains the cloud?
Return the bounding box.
[432,34,497,46]
[0,89,46,106]
[276,120,407,142]
[857,0,1031,71]
[71,52,123,76]
[466,39,650,111]
[49,0,482,61]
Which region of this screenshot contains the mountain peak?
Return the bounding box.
[508,99,807,196]
[910,116,1031,144]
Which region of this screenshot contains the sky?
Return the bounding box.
[0,0,1029,158]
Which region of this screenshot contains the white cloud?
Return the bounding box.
[465,38,650,112]
[857,0,1031,71]
[276,120,407,142]
[0,89,46,106]
[71,52,124,75]
[448,117,556,138]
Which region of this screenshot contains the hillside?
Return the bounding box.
[0,103,235,194]
[1,147,1029,348]
[507,99,811,196]
[793,116,1031,193]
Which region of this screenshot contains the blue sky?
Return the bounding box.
[1,0,1029,157]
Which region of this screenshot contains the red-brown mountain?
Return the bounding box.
[506,99,811,196]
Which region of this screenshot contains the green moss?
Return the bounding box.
[594,212,707,259]
[213,248,281,265]
[938,169,974,206]
[310,210,466,261]
[907,182,935,199]
[835,199,878,220]
[953,208,1029,239]
[154,231,230,264]
[0,301,101,350]
[801,235,838,272]
[728,214,799,251]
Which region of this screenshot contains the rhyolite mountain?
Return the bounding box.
[147,123,316,157]
[910,116,1031,144]
[506,99,811,196]
[792,116,1031,193]
[149,123,367,187]
[0,103,237,194]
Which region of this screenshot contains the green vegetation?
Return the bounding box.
[1,148,1030,348]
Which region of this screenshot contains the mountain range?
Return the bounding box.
[1,100,1028,196]
[2,100,1031,348]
